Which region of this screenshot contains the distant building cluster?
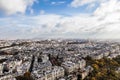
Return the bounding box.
[0,39,120,80]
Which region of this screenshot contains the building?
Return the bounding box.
[61,61,76,74]
[32,66,65,80]
[80,66,93,80]
[0,64,3,75]
[0,74,16,80]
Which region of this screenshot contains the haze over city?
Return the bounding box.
[0,0,120,39]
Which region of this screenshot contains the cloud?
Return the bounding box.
[30,9,34,14]
[0,0,36,15]
[94,0,120,16]
[70,0,107,8]
[40,10,45,15]
[0,0,120,39]
[51,1,65,5]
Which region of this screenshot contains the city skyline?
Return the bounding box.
[0,0,120,39]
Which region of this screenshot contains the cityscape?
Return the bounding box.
[0,39,120,80]
[0,0,120,80]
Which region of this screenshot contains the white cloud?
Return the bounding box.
[70,0,107,8]
[51,1,65,5]
[30,9,34,14]
[0,0,36,15]
[40,10,45,15]
[94,0,120,16]
[86,3,96,9]
[71,0,95,7]
[0,0,120,39]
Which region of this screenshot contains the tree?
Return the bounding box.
[16,72,34,80]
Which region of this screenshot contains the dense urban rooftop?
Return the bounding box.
[0,39,120,80]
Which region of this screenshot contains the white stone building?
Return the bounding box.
[32,66,64,80]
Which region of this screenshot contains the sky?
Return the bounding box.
[0,0,120,39]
